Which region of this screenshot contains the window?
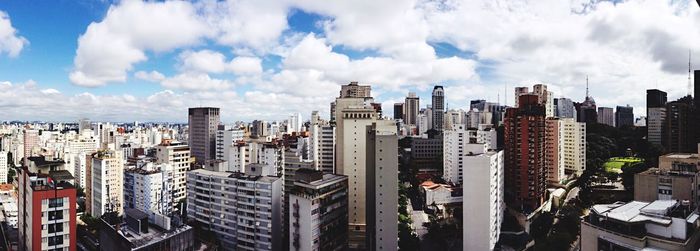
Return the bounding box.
[48,236,63,246]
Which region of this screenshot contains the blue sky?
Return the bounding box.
[0,0,698,122]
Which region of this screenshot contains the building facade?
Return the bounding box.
[89,150,124,217]
[186,168,282,250]
[188,107,220,166]
[432,86,445,131]
[615,105,634,128]
[504,94,546,212]
[404,92,419,126]
[365,122,398,251]
[18,157,77,251]
[463,150,504,251]
[289,170,348,251]
[597,107,614,127]
[155,140,192,207]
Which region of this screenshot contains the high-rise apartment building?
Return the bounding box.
[289,170,348,251]
[646,89,667,147]
[23,129,39,163]
[186,166,282,250]
[532,84,554,118]
[597,107,614,126]
[310,112,335,174]
[560,118,586,176]
[554,98,576,119]
[545,118,563,184]
[154,140,192,207]
[0,151,7,184]
[664,97,697,153]
[514,87,529,108]
[18,156,77,251]
[215,125,244,161]
[252,120,268,138]
[89,150,124,217]
[504,94,546,211]
[288,113,303,133]
[334,82,396,249]
[340,82,371,98]
[393,103,404,121]
[188,107,220,166]
[615,105,634,128]
[404,92,419,126]
[463,150,504,251]
[443,124,492,184]
[123,162,174,219]
[432,86,445,131]
[365,122,398,251]
[78,118,91,133]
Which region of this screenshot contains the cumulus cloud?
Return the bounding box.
[177,50,263,75]
[0,11,28,57]
[160,73,232,91]
[29,0,700,121]
[134,70,166,82]
[70,1,211,87]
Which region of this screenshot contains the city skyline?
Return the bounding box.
[1,0,699,122]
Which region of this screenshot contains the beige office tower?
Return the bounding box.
[155,140,193,207]
[334,82,397,250]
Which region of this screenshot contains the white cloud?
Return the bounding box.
[229,56,263,75]
[177,50,263,75]
[40,89,60,95]
[178,50,228,73]
[134,70,166,82]
[0,11,27,57]
[160,73,232,90]
[200,0,290,50]
[70,1,211,87]
[281,34,477,92]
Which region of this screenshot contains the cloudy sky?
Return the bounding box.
[0,0,698,122]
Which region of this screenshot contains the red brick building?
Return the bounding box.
[18,156,77,251]
[504,94,547,212]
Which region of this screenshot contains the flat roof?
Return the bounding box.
[591,200,682,225]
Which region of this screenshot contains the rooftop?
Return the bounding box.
[591,200,695,225]
[103,214,192,249]
[190,168,280,183]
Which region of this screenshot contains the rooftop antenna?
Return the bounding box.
[688,49,692,97]
[586,75,589,98]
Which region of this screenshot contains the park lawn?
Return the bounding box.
[604,157,643,173]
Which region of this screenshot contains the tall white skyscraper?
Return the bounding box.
[443,124,495,184]
[89,150,124,217]
[288,113,303,133]
[463,150,504,251]
[310,112,335,173]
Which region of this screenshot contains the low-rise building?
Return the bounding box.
[419,181,462,208]
[581,200,700,251]
[99,209,194,251]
